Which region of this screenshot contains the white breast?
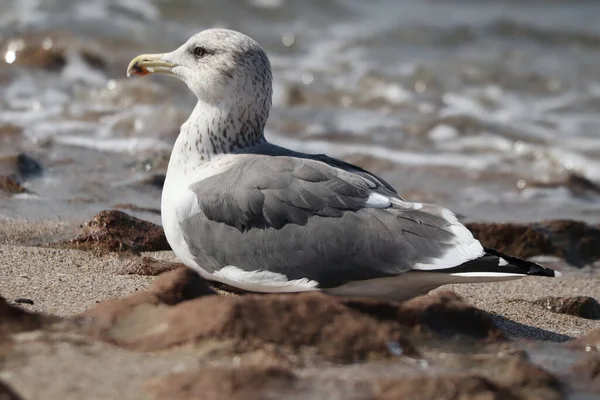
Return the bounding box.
[161,151,249,278]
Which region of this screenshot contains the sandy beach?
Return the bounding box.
[2,217,599,338]
[1,214,600,399]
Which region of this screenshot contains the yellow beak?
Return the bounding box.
[126,53,176,77]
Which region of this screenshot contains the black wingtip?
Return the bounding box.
[483,247,559,277]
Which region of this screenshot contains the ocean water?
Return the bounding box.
[1,0,600,223]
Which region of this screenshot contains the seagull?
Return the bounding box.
[127,28,559,301]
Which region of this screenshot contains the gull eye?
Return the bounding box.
[193,46,208,58]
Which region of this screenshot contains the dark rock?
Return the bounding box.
[0,295,55,340]
[0,380,24,400]
[146,366,297,400]
[56,210,170,253]
[15,153,43,180]
[118,256,182,276]
[0,176,32,195]
[14,298,34,305]
[532,296,600,320]
[466,220,600,267]
[345,291,504,340]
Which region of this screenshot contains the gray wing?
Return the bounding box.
[194,156,376,231]
[183,155,482,288]
[248,143,401,199]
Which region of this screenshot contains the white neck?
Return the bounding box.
[167,100,267,175]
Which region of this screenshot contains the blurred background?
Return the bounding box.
[1,0,600,223]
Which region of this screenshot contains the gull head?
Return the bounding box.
[127,29,272,109]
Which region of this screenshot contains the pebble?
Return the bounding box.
[14,298,34,305]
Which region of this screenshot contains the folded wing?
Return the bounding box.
[182,155,486,288]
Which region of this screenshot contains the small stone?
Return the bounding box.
[532,296,600,320]
[14,298,34,305]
